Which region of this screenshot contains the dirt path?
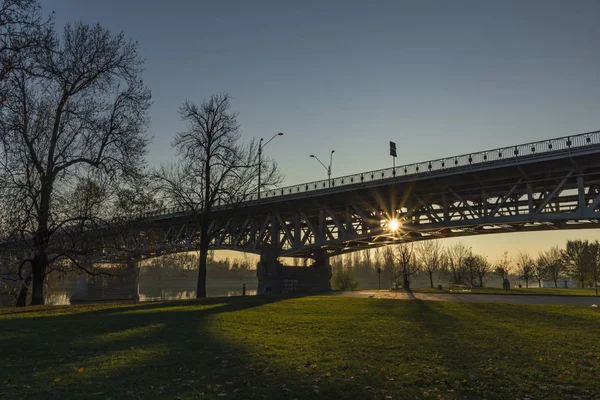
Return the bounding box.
[328,290,600,306]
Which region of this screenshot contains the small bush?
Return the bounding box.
[332,267,359,291]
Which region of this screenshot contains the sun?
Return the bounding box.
[388,219,400,231]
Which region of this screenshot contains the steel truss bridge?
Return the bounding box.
[2,130,600,264]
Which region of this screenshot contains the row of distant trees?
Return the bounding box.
[330,239,600,291]
[0,1,280,305]
[143,251,254,280]
[511,240,600,289]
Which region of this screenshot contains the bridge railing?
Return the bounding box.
[139,130,600,218]
[244,130,600,201]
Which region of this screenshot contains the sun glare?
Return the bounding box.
[388,219,400,231]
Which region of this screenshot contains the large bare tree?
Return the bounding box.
[154,94,281,298]
[0,22,151,305]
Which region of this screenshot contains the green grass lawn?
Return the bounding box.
[1,297,599,400]
[411,286,599,296]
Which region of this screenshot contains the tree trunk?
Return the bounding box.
[16,275,31,307]
[554,279,558,288]
[538,279,542,288]
[196,215,210,299]
[402,265,410,290]
[196,245,208,298]
[525,278,529,288]
[429,271,434,288]
[31,181,52,306]
[30,252,47,305]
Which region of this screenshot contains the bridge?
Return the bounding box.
[2,130,600,294]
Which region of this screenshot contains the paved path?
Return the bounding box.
[328,290,600,306]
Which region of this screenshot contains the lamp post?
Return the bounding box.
[310,150,335,187]
[258,132,284,199]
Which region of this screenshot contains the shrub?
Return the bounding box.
[332,267,359,291]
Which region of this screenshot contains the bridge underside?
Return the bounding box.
[210,151,600,258]
[3,148,600,266]
[106,149,600,261]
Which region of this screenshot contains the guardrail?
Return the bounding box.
[250,129,600,199]
[130,129,600,219]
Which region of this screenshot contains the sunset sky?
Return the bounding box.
[46,0,600,261]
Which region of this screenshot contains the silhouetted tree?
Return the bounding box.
[0,21,151,304]
[494,251,512,280]
[563,239,592,288]
[444,243,470,285]
[381,245,397,286]
[515,252,534,288]
[153,94,281,298]
[464,252,492,288]
[395,243,416,290]
[415,240,444,288]
[0,0,51,104]
[588,240,600,296]
[537,246,564,288]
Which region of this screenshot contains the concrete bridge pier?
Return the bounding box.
[256,245,283,295]
[256,247,332,295]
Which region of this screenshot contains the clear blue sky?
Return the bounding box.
[45,0,600,260]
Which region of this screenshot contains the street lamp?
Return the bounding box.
[310,150,335,187]
[258,132,284,199]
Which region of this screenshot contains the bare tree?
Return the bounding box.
[563,240,592,288]
[415,240,443,288]
[153,94,281,298]
[381,245,397,286]
[444,243,470,285]
[533,255,545,288]
[0,0,51,102]
[394,243,416,290]
[515,252,535,288]
[588,240,599,296]
[494,251,512,280]
[0,22,151,305]
[464,252,492,288]
[536,246,564,288]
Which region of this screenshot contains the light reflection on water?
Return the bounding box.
[140,288,258,302]
[42,283,258,306]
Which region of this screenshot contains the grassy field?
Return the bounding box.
[1,297,599,400]
[411,286,599,296]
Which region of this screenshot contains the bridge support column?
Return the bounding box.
[256,245,283,295]
[305,252,333,292]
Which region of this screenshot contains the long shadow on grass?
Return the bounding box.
[0,295,310,399]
